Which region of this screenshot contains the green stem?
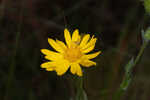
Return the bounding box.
[113,41,149,100]
[133,41,148,66]
[75,77,84,100]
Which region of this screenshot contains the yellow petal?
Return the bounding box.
[70,64,76,75]
[64,28,72,47]
[76,64,82,76]
[82,44,95,53]
[84,51,101,59]
[41,49,59,55]
[55,60,70,76]
[77,35,81,43]
[45,55,61,61]
[79,34,90,47]
[41,49,62,61]
[82,36,97,50]
[72,29,80,42]
[46,67,55,71]
[80,60,96,67]
[56,39,67,50]
[48,38,64,53]
[70,63,82,76]
[41,62,56,70]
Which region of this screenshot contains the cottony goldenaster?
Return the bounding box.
[41,28,101,76]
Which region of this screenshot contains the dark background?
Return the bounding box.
[0,0,150,100]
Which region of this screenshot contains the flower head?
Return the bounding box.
[41,28,101,76]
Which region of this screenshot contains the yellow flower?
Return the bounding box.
[41,28,101,76]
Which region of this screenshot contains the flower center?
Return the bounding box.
[64,46,82,63]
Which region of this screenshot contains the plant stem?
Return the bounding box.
[113,41,149,100]
[133,41,148,66]
[75,77,85,100]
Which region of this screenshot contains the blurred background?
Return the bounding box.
[0,0,150,100]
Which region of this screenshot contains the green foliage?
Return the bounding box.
[114,29,149,100]
[144,27,150,41]
[144,0,150,14]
